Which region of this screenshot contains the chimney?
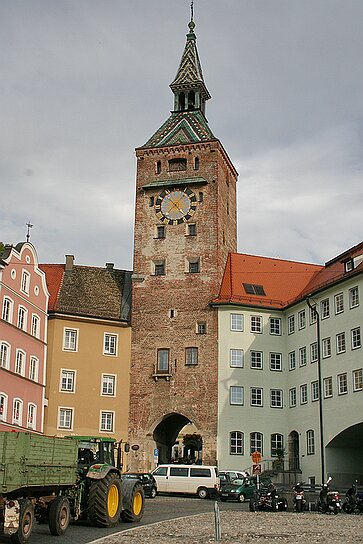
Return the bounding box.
[65,254,74,272]
[106,262,114,270]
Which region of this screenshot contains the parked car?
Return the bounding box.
[219,470,247,485]
[219,476,272,503]
[122,472,157,498]
[152,464,219,499]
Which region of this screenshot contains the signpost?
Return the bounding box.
[251,452,262,489]
[252,464,261,475]
[154,447,159,466]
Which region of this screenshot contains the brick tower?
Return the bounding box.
[128,14,237,471]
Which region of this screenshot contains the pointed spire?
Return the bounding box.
[170,8,211,115]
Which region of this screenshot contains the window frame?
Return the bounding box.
[17,306,27,331]
[334,292,344,314]
[311,380,319,402]
[271,433,284,457]
[63,328,78,352]
[351,327,361,350]
[306,429,315,455]
[27,403,37,430]
[299,346,307,366]
[2,297,14,322]
[230,313,243,332]
[250,432,263,455]
[349,286,359,309]
[29,356,39,381]
[336,332,346,354]
[269,317,281,335]
[230,431,244,455]
[20,270,30,295]
[270,389,283,408]
[104,333,118,356]
[250,387,263,407]
[321,298,330,319]
[58,407,74,430]
[300,384,308,404]
[323,376,333,398]
[250,350,263,370]
[230,386,244,405]
[250,315,262,334]
[31,314,40,338]
[288,315,295,335]
[289,387,297,408]
[15,349,26,376]
[101,374,116,396]
[0,393,8,421]
[230,349,244,368]
[157,348,170,373]
[322,337,331,358]
[353,369,363,392]
[185,347,198,366]
[288,351,296,371]
[60,369,76,393]
[0,342,10,369]
[100,410,115,433]
[269,352,282,372]
[12,398,23,426]
[310,342,318,363]
[337,373,348,395]
[298,309,306,330]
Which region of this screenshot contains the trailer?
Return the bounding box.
[0,432,144,543]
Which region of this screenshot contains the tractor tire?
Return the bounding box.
[120,480,144,523]
[10,499,34,544]
[48,496,70,536]
[87,472,122,527]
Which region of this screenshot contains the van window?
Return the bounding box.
[154,466,167,476]
[170,467,189,477]
[190,467,211,477]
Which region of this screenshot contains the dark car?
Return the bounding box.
[122,472,157,498]
[219,476,272,503]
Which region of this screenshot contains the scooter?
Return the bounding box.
[342,483,363,514]
[317,478,341,514]
[293,483,306,513]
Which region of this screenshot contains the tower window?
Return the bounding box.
[187,224,197,236]
[179,92,185,111]
[197,322,207,334]
[168,158,187,172]
[185,347,198,366]
[194,157,199,170]
[188,90,195,110]
[149,196,154,207]
[157,349,169,373]
[156,225,165,239]
[156,161,161,174]
[154,261,165,276]
[188,258,200,273]
[199,192,203,202]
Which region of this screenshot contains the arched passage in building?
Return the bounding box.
[325,422,363,487]
[288,431,300,471]
[152,413,202,464]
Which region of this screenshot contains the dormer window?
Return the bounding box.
[168,158,187,172]
[345,260,353,272]
[243,283,266,296]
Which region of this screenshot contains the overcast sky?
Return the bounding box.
[1,0,362,270]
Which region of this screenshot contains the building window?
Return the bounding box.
[154,261,165,276]
[300,384,308,404]
[321,299,330,319]
[270,389,283,408]
[156,160,161,174]
[104,333,117,356]
[63,328,78,351]
[185,347,198,366]
[322,337,331,358]
[230,313,243,332]
[230,349,244,368]
[269,317,281,335]
[194,157,200,170]
[0,343,10,369]
[250,351,263,369]
[31,315,40,338]
[299,346,307,366]
[101,374,116,396]
[27,403,36,430]
[230,431,244,455]
[2,297,13,322]
[271,434,284,457]
[250,432,263,454]
[12,399,23,426]
[243,283,266,296]
[323,377,333,398]
[168,158,187,172]
[199,192,203,202]
[60,370,76,393]
[250,315,262,333]
[0,394,8,421]
[197,322,207,334]
[351,327,361,350]
[15,350,25,375]
[230,386,244,405]
[289,388,296,407]
[310,342,318,363]
[338,373,348,395]
[100,411,114,432]
[187,223,197,236]
[156,225,165,239]
[21,270,30,294]
[349,286,359,309]
[157,349,169,373]
[251,388,263,407]
[298,310,306,330]
[306,430,315,455]
[311,381,319,401]
[336,332,346,354]
[188,258,200,273]
[353,369,363,392]
[29,357,38,381]
[309,305,317,325]
[288,351,296,371]
[288,315,295,334]
[17,306,27,330]
[58,407,73,430]
[270,352,282,371]
[334,293,344,314]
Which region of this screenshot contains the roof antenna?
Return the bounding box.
[191,1,194,22]
[26,221,33,242]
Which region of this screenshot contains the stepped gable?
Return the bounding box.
[40,263,131,322]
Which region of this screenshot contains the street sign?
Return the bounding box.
[251,451,262,464]
[154,448,159,457]
[252,464,262,475]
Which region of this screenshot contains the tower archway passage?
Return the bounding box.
[153,413,192,464]
[326,422,363,487]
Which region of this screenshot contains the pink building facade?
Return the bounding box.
[0,242,49,433]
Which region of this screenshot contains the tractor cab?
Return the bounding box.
[72,436,118,470]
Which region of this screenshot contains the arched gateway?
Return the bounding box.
[326,422,363,487]
[127,14,237,472]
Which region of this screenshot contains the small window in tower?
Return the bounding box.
[194,157,200,170]
[154,261,165,276]
[187,224,197,236]
[169,309,176,318]
[156,225,165,239]
[197,322,207,334]
[188,258,200,274]
[227,200,229,215]
[188,90,195,110]
[156,161,161,174]
[168,158,187,172]
[179,92,186,111]
[149,196,154,207]
[199,192,204,202]
[185,347,198,366]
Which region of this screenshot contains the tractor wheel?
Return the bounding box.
[10,499,34,544]
[88,472,122,527]
[120,480,144,523]
[48,496,70,536]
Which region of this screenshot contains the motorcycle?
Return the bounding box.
[293,483,306,513]
[249,485,288,512]
[316,478,341,514]
[342,483,363,514]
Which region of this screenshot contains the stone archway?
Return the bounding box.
[325,422,363,487]
[153,413,194,464]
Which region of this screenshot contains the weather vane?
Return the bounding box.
[191,1,194,22]
[26,221,33,242]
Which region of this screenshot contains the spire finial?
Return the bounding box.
[191,1,194,22]
[26,221,33,242]
[188,1,196,35]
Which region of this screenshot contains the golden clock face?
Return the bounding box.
[155,188,197,225]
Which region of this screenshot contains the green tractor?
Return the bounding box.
[0,432,144,544]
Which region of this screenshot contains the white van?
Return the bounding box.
[152,464,219,499]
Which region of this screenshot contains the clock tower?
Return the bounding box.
[129,14,237,470]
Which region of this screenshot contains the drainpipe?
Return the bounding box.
[306,297,325,484]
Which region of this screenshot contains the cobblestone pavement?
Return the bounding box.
[93,511,363,544]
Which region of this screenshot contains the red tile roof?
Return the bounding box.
[214,242,363,309]
[39,264,64,311]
